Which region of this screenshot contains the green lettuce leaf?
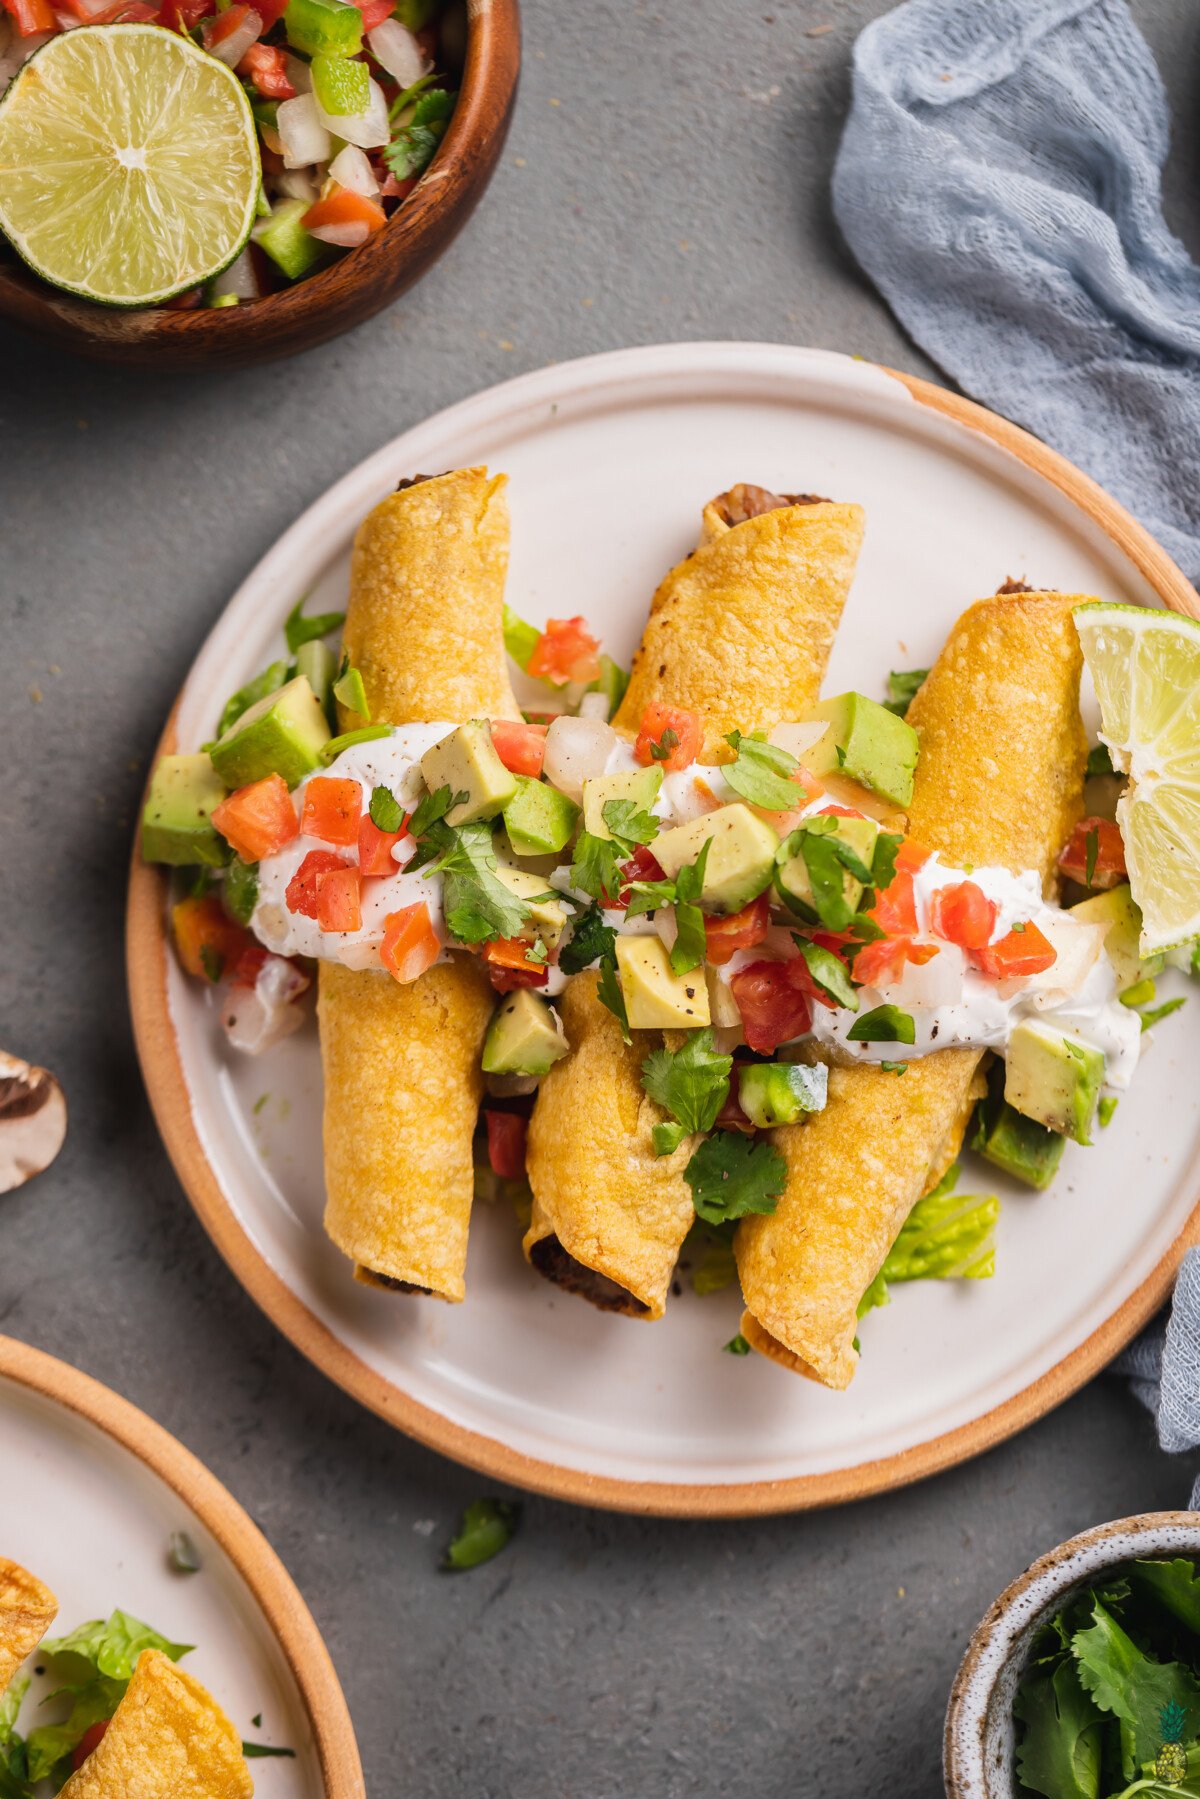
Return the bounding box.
[284,597,344,655]
[856,1166,998,1319]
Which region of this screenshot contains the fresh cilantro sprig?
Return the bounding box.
[559,904,617,976]
[883,667,928,718]
[648,727,679,762]
[792,935,858,1010]
[384,85,457,181]
[407,783,467,844]
[723,730,804,811]
[428,822,532,945]
[597,955,630,1041]
[669,841,710,975]
[685,1131,786,1225]
[369,783,405,833]
[642,1027,732,1136]
[601,797,659,846]
[571,803,659,906]
[846,1003,915,1044]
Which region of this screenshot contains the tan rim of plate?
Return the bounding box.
[0,1333,364,1794]
[126,364,1200,1519]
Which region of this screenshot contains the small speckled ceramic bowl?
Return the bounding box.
[944,1512,1200,1797]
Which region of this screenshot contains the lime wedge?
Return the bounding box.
[1074,601,1200,953]
[0,24,260,306]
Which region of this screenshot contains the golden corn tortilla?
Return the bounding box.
[737,590,1091,1387]
[321,468,520,1302]
[58,1649,252,1799]
[0,1557,56,1699]
[524,491,865,1317]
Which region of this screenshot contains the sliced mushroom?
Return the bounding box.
[0,1053,67,1194]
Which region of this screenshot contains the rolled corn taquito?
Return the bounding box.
[320,468,519,1301]
[523,487,867,1317]
[736,589,1090,1387]
[0,1557,56,1698]
[58,1649,252,1799]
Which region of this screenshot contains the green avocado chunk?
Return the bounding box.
[493,866,569,946]
[419,721,518,826]
[801,691,919,807]
[738,1061,829,1127]
[254,198,325,281]
[482,990,567,1077]
[775,814,878,920]
[503,776,580,855]
[209,675,331,790]
[653,804,779,915]
[581,766,662,839]
[971,1091,1065,1191]
[1070,883,1165,993]
[1004,1019,1104,1146]
[615,936,711,1029]
[142,754,230,867]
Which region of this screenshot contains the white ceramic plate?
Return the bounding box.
[0,1336,362,1793]
[128,343,1200,1516]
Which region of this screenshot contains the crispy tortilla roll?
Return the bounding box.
[321,468,518,1301]
[737,590,1090,1387]
[525,490,865,1317]
[615,489,865,755]
[0,1558,56,1698]
[58,1649,252,1799]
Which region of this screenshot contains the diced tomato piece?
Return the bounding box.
[172,895,251,983]
[352,0,393,26]
[203,1,256,45]
[1058,817,1127,889]
[379,172,419,202]
[285,850,348,918]
[301,776,362,846]
[358,813,408,877]
[302,186,387,239]
[247,0,287,25]
[928,879,997,951]
[158,0,209,28]
[316,865,362,933]
[415,18,437,57]
[615,845,665,909]
[894,837,933,875]
[974,922,1058,981]
[71,1721,110,1772]
[818,803,866,820]
[852,935,939,988]
[634,702,704,772]
[482,937,550,992]
[489,718,547,777]
[715,1081,756,1134]
[485,1109,527,1179]
[238,41,296,98]
[527,616,602,686]
[704,893,771,966]
[380,903,440,983]
[211,772,298,863]
[729,959,812,1053]
[869,868,918,936]
[230,945,269,988]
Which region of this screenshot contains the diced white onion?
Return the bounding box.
[876,942,968,1011]
[543,715,619,803]
[277,167,319,203]
[308,220,372,248]
[210,248,260,300]
[768,719,828,761]
[220,956,310,1056]
[207,6,261,66]
[259,122,284,155]
[1024,915,1107,1008]
[284,52,312,92]
[314,74,389,149]
[577,690,611,722]
[367,18,429,87]
[329,143,379,197]
[277,92,333,169]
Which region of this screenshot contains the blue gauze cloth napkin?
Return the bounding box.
[831,0,1200,585]
[834,0,1200,1486]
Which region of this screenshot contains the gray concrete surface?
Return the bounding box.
[3,1,1199,1792]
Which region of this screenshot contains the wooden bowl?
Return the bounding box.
[0,0,520,370]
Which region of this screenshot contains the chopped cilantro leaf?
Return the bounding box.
[641,1026,731,1134]
[669,840,710,975]
[408,783,466,842]
[442,1497,518,1572]
[216,659,288,737]
[1086,743,1115,777]
[884,668,928,718]
[880,1060,908,1074]
[224,858,259,925]
[793,936,858,1010]
[871,831,903,892]
[284,597,345,655]
[242,1743,297,1759]
[570,830,624,905]
[369,784,405,833]
[723,1333,751,1356]
[722,729,803,811]
[652,1121,688,1157]
[1140,996,1186,1032]
[846,1003,915,1044]
[648,727,679,762]
[597,955,631,1041]
[559,904,617,975]
[685,1130,786,1225]
[601,798,659,846]
[199,944,224,984]
[425,821,531,945]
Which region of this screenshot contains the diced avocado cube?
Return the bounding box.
[296,639,337,713]
[142,755,230,867]
[253,198,325,282]
[284,0,362,58]
[615,937,711,1030]
[209,675,331,790]
[493,867,569,947]
[419,722,518,826]
[802,692,919,808]
[481,990,568,1077]
[653,804,779,915]
[1070,884,1165,993]
[738,1061,828,1127]
[972,1093,1066,1191]
[775,814,879,920]
[581,766,663,840]
[1004,1019,1104,1146]
[503,776,580,855]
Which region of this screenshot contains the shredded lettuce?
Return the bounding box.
[857,1165,998,1320]
[22,1612,191,1786]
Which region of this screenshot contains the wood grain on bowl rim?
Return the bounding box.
[126,361,1200,1518]
[0,1332,365,1796]
[0,0,520,370]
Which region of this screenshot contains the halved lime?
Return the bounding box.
[1075,601,1200,952]
[0,24,260,306]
